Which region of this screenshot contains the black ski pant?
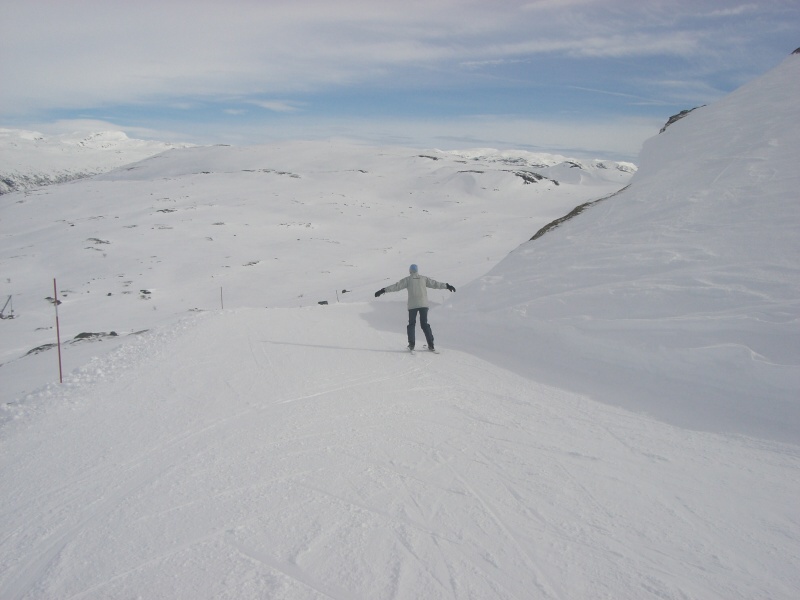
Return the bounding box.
[407,307,434,348]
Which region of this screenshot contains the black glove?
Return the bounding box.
[374,288,385,297]
[446,284,456,292]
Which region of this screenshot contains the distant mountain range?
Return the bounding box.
[0,129,191,194]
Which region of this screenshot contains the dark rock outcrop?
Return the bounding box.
[659,107,704,133]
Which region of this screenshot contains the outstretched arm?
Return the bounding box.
[375,276,409,297]
[425,277,456,292]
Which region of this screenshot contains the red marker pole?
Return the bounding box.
[54,278,63,383]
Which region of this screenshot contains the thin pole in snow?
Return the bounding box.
[53,278,63,384]
[220,287,224,310]
[0,294,12,319]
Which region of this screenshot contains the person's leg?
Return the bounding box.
[407,309,418,348]
[419,307,434,348]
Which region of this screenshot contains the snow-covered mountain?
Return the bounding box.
[1,53,799,600]
[0,128,191,194]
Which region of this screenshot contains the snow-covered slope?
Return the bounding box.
[0,129,190,194]
[2,304,797,599]
[0,140,632,403]
[443,52,800,444]
[2,54,800,600]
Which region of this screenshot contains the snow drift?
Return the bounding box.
[442,52,800,444]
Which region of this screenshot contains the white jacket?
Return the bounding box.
[384,273,448,309]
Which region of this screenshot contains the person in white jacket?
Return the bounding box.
[374,264,456,351]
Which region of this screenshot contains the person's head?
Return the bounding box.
[409,264,418,274]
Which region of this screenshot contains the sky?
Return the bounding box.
[1,0,798,160]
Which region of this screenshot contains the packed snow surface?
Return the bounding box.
[3,305,798,599]
[1,54,799,599]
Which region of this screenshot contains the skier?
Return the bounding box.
[374,264,456,352]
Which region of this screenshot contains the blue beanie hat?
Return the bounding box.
[409,264,418,273]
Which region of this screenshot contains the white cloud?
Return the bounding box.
[0,1,484,113]
[1,0,794,116]
[706,4,759,17]
[520,0,599,13]
[247,100,305,113]
[1,0,797,159]
[487,31,701,60]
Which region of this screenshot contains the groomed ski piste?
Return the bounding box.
[3,303,798,600]
[1,54,799,599]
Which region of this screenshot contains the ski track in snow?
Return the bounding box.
[2,304,798,599]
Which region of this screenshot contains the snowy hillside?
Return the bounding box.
[0,141,632,403]
[443,52,800,444]
[2,55,800,600]
[0,128,191,194]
